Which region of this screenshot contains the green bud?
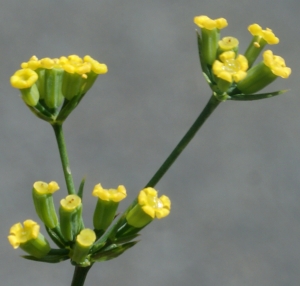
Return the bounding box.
[20,84,40,107]
[43,68,64,109]
[217,36,239,59]
[62,72,86,100]
[236,62,277,94]
[59,195,83,242]
[72,229,96,265]
[32,181,59,229]
[201,28,220,66]
[93,199,119,232]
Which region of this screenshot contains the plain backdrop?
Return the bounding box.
[1,0,300,285]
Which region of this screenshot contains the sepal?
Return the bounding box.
[227,89,288,101]
[91,241,138,262]
[22,249,70,263]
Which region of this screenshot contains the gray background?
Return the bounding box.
[1,0,299,285]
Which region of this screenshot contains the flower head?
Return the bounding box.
[244,24,279,68]
[10,69,38,89]
[59,194,83,241]
[263,50,291,78]
[33,181,59,195]
[248,24,279,45]
[11,55,108,122]
[213,51,248,83]
[92,184,127,231]
[60,194,82,211]
[8,220,40,249]
[125,187,171,229]
[92,183,127,202]
[194,15,228,30]
[84,55,108,74]
[237,50,291,94]
[138,187,171,219]
[72,228,96,265]
[76,228,96,247]
[194,15,228,66]
[8,220,50,258]
[218,36,239,52]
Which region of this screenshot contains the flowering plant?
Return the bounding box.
[8,15,290,286]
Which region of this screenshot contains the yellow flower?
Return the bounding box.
[84,55,108,74]
[33,181,59,194]
[76,228,96,247]
[194,15,228,66]
[8,220,51,258]
[263,50,291,78]
[60,194,83,241]
[237,50,291,94]
[248,24,279,45]
[92,184,126,231]
[92,183,127,202]
[60,194,82,211]
[8,220,40,249]
[194,15,228,30]
[213,51,248,83]
[10,68,38,89]
[32,181,59,229]
[72,228,96,265]
[21,55,40,70]
[138,187,171,219]
[124,188,170,229]
[124,188,171,229]
[218,36,239,52]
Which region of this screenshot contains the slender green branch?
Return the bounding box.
[71,265,92,286]
[52,123,76,195]
[145,94,221,188]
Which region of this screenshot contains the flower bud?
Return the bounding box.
[194,15,228,66]
[217,36,239,57]
[10,69,39,106]
[92,184,126,231]
[72,228,96,265]
[32,181,60,229]
[43,67,64,109]
[59,194,83,241]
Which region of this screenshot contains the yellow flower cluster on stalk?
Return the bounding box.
[8,180,171,265]
[10,55,108,123]
[194,16,291,100]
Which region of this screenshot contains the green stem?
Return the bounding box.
[71,265,92,286]
[52,123,76,195]
[145,94,221,188]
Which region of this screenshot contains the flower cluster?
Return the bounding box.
[10,55,107,123]
[8,181,170,265]
[194,16,291,100]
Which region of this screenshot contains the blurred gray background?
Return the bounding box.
[1,0,299,285]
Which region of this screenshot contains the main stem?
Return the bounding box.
[145,94,221,188]
[71,265,92,286]
[52,123,76,195]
